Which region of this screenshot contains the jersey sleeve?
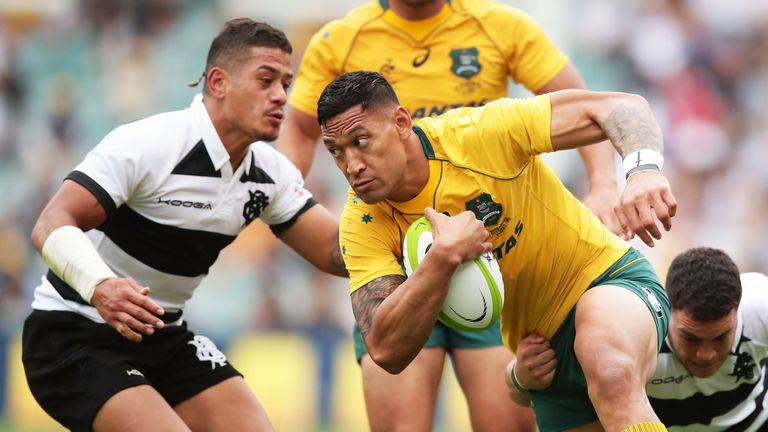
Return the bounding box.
[287,21,348,116]
[420,94,553,175]
[258,145,316,234]
[67,124,146,217]
[489,5,569,92]
[339,191,403,293]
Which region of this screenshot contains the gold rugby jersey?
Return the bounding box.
[339,95,630,351]
[290,0,568,119]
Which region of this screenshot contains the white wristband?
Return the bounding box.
[622,150,664,179]
[42,226,117,304]
[510,359,530,393]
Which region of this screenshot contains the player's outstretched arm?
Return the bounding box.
[549,89,678,247]
[537,63,621,236]
[31,180,165,342]
[351,208,491,374]
[278,204,348,277]
[275,107,322,177]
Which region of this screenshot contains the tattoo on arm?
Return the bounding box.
[600,101,663,158]
[351,275,406,340]
[330,238,348,277]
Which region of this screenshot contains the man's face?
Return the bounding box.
[321,104,408,204]
[668,308,737,378]
[223,46,292,142]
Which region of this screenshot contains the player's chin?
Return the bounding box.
[689,364,719,378]
[255,127,280,142]
[351,188,381,205]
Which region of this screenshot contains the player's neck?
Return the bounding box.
[389,0,446,20]
[390,133,430,202]
[205,107,250,170]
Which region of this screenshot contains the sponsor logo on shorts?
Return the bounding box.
[188,335,228,369]
[126,369,145,378]
[642,287,664,318]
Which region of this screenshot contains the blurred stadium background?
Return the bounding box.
[0,0,766,430]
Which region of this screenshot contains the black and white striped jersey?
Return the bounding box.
[32,94,316,323]
[648,273,768,431]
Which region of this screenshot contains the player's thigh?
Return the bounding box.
[174,376,274,432]
[452,346,536,432]
[361,347,446,432]
[574,285,659,386]
[94,385,189,432]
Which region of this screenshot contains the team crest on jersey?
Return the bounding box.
[730,336,756,382]
[450,47,481,79]
[466,193,502,226]
[243,189,269,225]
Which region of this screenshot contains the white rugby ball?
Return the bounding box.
[402,217,504,332]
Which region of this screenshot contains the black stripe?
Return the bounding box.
[650,361,767,427]
[724,358,768,431]
[171,140,221,178]
[47,270,90,305]
[660,340,673,354]
[240,152,275,184]
[66,171,117,216]
[625,163,660,179]
[99,205,235,277]
[269,198,317,237]
[45,270,184,323]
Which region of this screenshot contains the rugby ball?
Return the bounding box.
[402,217,504,332]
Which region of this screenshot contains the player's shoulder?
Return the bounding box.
[312,1,383,43]
[97,108,191,157]
[453,0,536,25]
[247,141,301,179]
[739,273,768,334]
[740,273,768,306]
[741,272,768,288]
[112,108,188,140]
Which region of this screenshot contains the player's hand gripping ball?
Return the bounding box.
[402,217,504,331]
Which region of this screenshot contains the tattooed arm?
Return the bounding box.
[351,208,491,374]
[548,90,663,156]
[547,89,677,246]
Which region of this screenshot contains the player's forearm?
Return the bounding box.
[327,240,348,277]
[356,250,459,374]
[597,95,664,158]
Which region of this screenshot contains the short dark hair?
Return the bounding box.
[666,247,742,321]
[199,18,291,90]
[317,71,400,126]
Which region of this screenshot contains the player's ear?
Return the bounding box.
[206,66,229,99]
[393,105,412,139]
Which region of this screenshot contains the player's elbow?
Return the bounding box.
[618,92,650,112]
[368,347,410,375]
